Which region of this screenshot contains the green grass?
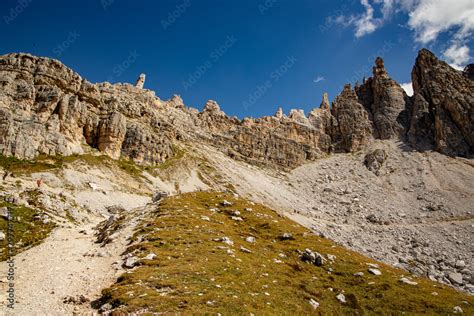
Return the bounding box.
[99,192,474,315]
[0,202,55,261]
[0,153,144,180]
[145,145,186,173]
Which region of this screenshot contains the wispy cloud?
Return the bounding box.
[333,0,474,68]
[313,76,325,84]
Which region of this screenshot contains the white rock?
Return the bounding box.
[0,207,9,220]
[368,268,382,276]
[453,306,463,313]
[336,293,346,303]
[221,200,233,206]
[0,231,5,241]
[124,256,138,268]
[399,277,418,285]
[231,216,243,222]
[354,272,364,277]
[240,246,252,253]
[144,253,157,260]
[245,236,256,243]
[309,298,319,309]
[221,237,234,246]
[88,182,100,191]
[448,272,463,285]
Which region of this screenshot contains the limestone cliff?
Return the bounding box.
[0,49,472,168]
[409,49,473,157]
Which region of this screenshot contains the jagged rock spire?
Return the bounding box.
[320,93,330,110]
[373,57,389,79]
[135,73,146,89]
[275,107,284,119]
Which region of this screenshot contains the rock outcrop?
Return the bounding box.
[408,49,473,157]
[356,57,410,139]
[330,84,374,152]
[0,49,472,168]
[0,53,175,164]
[135,73,146,89]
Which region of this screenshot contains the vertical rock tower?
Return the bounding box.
[135,73,146,89]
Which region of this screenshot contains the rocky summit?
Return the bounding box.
[0,49,473,315]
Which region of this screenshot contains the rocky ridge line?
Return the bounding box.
[0,50,472,169]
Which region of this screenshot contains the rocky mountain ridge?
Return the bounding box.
[0,49,472,169]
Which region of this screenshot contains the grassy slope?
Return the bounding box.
[0,202,55,261]
[100,192,474,315]
[0,154,143,179]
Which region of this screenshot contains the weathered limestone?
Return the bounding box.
[135,73,146,89]
[409,49,473,157]
[0,49,471,168]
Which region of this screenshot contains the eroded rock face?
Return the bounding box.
[409,49,474,157]
[356,57,410,139]
[0,53,175,164]
[0,50,472,168]
[330,85,374,152]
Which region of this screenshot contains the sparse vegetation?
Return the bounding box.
[100,192,474,314]
[0,202,55,261]
[0,153,145,180]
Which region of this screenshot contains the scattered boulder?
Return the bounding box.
[309,298,320,310]
[153,191,169,203]
[336,293,346,303]
[301,248,325,266]
[63,295,89,305]
[95,215,124,245]
[124,256,139,268]
[99,303,113,313]
[245,236,256,243]
[0,207,10,220]
[231,216,243,222]
[279,233,294,241]
[219,237,234,246]
[144,253,157,260]
[0,231,5,241]
[399,277,418,285]
[448,272,463,285]
[240,246,252,253]
[368,268,382,276]
[453,306,463,314]
[221,200,233,206]
[364,149,387,173]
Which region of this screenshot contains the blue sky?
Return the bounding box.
[1,0,472,118]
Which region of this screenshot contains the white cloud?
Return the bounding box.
[408,0,474,44]
[355,0,380,37]
[334,0,473,68]
[443,44,470,70]
[313,76,325,84]
[400,82,413,96]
